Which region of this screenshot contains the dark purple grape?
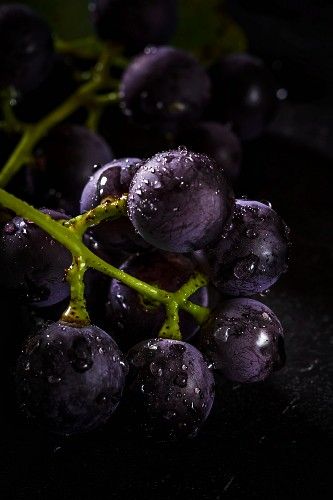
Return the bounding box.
[80,158,149,252]
[128,149,234,253]
[205,200,290,296]
[120,47,211,134]
[0,209,71,307]
[12,56,76,123]
[31,125,113,214]
[90,0,178,54]
[99,104,173,159]
[16,321,128,434]
[126,338,215,438]
[106,251,209,350]
[0,4,54,93]
[209,53,277,140]
[83,236,129,325]
[178,122,242,182]
[198,298,285,383]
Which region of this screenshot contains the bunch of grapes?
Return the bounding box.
[0,1,290,440]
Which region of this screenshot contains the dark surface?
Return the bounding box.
[2,132,332,499]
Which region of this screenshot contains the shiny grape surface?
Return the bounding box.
[16,321,128,435]
[206,200,290,296]
[0,209,71,307]
[126,338,215,438]
[90,0,178,54]
[0,4,54,93]
[198,298,285,383]
[106,251,209,350]
[128,149,235,252]
[120,46,210,133]
[80,158,148,252]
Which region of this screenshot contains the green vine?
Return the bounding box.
[0,38,211,342]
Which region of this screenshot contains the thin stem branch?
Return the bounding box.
[64,194,128,237]
[0,48,113,188]
[61,256,90,326]
[0,189,210,328]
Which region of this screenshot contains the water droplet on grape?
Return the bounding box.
[233,255,259,279]
[163,410,177,420]
[174,373,188,388]
[150,361,163,376]
[246,228,258,239]
[4,222,17,234]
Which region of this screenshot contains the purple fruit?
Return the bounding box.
[0,4,54,93]
[0,209,71,307]
[206,200,290,296]
[128,149,234,252]
[120,46,210,133]
[198,298,285,383]
[16,321,128,434]
[80,158,148,252]
[126,338,215,438]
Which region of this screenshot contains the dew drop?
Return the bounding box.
[174,373,188,388]
[163,410,177,420]
[246,228,258,239]
[233,255,259,279]
[4,222,17,235]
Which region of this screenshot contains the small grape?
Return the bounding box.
[16,321,128,435]
[0,4,54,93]
[206,200,290,296]
[198,298,285,383]
[0,209,71,307]
[128,149,234,253]
[80,158,149,252]
[120,46,210,134]
[126,338,215,438]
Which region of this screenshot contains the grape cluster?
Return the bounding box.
[0,1,289,440]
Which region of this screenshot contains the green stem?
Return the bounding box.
[1,96,25,133]
[159,300,181,341]
[90,92,120,105]
[55,36,103,59]
[86,106,103,132]
[85,92,119,131]
[64,194,128,237]
[0,189,210,327]
[61,256,90,326]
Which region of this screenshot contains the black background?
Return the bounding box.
[2,1,333,498]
